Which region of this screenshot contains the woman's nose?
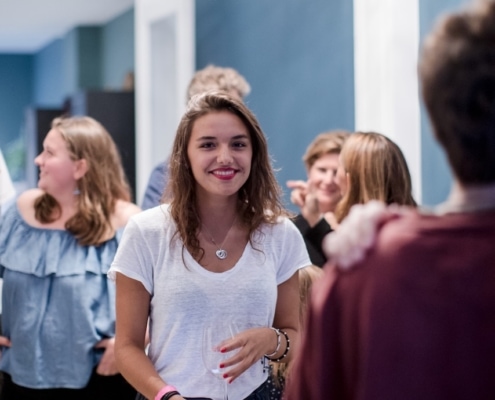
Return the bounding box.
[34,153,42,166]
[217,146,233,164]
[324,170,337,185]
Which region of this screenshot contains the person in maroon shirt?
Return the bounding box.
[285,1,495,399]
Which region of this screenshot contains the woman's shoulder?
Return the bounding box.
[257,215,306,243]
[15,188,43,225]
[113,202,172,231]
[111,199,142,230]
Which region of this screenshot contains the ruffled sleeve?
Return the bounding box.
[0,205,121,277]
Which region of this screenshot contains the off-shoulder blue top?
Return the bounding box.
[0,204,122,389]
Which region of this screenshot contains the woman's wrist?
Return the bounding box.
[155,385,180,400]
[264,327,281,357]
[305,212,324,228]
[266,329,291,363]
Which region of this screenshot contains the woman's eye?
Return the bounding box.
[200,142,214,148]
[233,141,247,148]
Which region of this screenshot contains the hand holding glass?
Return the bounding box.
[202,323,238,400]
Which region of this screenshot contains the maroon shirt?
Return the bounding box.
[286,210,495,400]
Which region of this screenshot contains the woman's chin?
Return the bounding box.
[318,198,341,213]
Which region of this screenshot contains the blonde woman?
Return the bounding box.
[335,131,416,223]
[0,116,140,399]
[286,131,349,266]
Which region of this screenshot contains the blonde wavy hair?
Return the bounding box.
[164,92,287,262]
[302,130,350,171]
[271,265,324,386]
[34,116,131,245]
[186,65,251,102]
[335,132,416,223]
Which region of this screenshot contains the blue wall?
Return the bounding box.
[33,39,66,107]
[78,27,103,90]
[0,55,33,149]
[419,0,469,206]
[102,9,135,89]
[195,0,355,209]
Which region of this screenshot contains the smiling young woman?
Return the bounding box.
[110,92,311,400]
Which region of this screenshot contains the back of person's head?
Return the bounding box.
[186,65,251,102]
[35,116,131,245]
[303,130,350,171]
[335,132,416,222]
[167,92,285,260]
[419,0,495,184]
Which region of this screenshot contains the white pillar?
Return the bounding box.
[354,0,422,203]
[134,0,195,202]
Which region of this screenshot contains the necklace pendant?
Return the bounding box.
[216,249,228,260]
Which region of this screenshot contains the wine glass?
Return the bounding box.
[202,322,238,400]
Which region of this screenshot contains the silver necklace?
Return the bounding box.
[202,216,237,260]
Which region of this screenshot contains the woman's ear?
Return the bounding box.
[73,159,88,180]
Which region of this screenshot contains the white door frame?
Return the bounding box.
[134,0,195,202]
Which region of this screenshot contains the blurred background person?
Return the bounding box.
[286,131,349,267]
[334,131,417,224]
[141,64,251,210]
[266,265,323,400]
[286,1,495,399]
[0,116,140,399]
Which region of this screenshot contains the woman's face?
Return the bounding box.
[187,110,253,201]
[335,154,349,197]
[34,129,80,195]
[307,152,341,212]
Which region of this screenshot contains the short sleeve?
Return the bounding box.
[109,216,154,294]
[275,218,312,284]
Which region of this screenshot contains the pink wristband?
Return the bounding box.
[155,385,178,400]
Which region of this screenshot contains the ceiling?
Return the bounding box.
[0,0,134,53]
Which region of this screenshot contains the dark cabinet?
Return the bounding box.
[70,91,136,200]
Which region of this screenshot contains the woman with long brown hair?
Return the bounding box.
[110,92,310,400]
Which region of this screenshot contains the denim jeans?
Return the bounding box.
[137,379,269,400]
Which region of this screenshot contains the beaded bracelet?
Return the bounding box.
[264,327,282,357]
[266,329,290,362]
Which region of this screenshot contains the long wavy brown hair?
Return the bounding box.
[335,132,416,223]
[34,116,131,245]
[164,91,287,261]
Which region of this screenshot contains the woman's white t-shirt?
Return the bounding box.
[109,205,311,400]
